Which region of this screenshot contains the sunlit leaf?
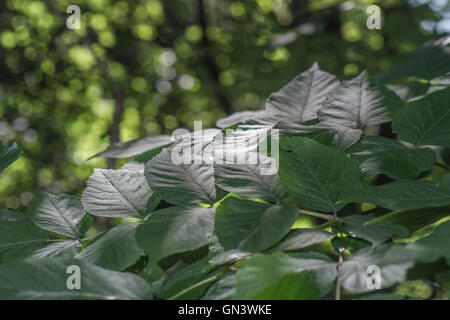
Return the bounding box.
[0,143,22,173]
[266,63,339,123]
[214,153,287,203]
[27,193,88,239]
[91,135,174,159]
[145,148,216,205]
[82,169,156,218]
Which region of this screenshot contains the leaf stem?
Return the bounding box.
[335,255,343,301]
[433,83,450,87]
[436,162,450,171]
[335,277,341,300]
[299,209,334,221]
[168,274,221,300]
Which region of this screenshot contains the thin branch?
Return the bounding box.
[335,256,343,300]
[432,83,450,87]
[299,209,334,220]
[436,162,450,171]
[168,273,222,300]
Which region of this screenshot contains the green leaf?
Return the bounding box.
[415,221,450,264]
[209,250,252,267]
[339,244,414,293]
[29,240,81,258]
[442,147,450,167]
[82,168,155,218]
[134,145,166,163]
[27,193,87,239]
[216,110,273,128]
[136,206,215,265]
[266,62,339,123]
[318,71,403,134]
[393,280,433,300]
[392,88,450,147]
[388,45,450,81]
[269,228,335,252]
[341,215,409,247]
[0,209,28,222]
[359,293,417,300]
[0,220,48,263]
[366,205,450,233]
[214,153,287,203]
[234,252,337,299]
[348,136,436,180]
[332,237,370,254]
[0,258,153,299]
[215,197,298,252]
[145,148,216,205]
[338,242,442,293]
[387,82,430,102]
[279,137,362,213]
[347,175,450,211]
[157,256,211,300]
[212,126,273,161]
[0,143,22,173]
[201,274,236,300]
[90,135,174,159]
[384,243,443,265]
[76,222,143,271]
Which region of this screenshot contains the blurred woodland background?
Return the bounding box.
[0,0,449,209]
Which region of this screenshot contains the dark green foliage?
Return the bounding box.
[0,42,449,300]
